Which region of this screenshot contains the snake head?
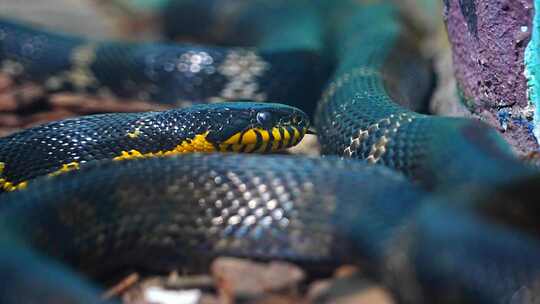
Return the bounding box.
[204,102,310,153]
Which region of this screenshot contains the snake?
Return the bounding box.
[0,102,310,191]
[1,0,540,303]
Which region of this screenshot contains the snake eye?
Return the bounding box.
[256,111,272,126]
[292,115,301,124]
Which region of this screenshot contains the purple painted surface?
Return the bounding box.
[444,0,532,107]
[444,0,537,154]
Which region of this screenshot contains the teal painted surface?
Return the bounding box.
[416,0,439,14]
[130,0,168,10]
[525,0,540,142]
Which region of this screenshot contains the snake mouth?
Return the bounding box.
[218,126,306,153]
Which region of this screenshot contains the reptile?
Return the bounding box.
[1,0,540,303]
[0,102,310,191]
[2,155,540,304]
[0,1,328,117]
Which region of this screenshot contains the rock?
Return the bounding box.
[50,93,172,114]
[443,0,538,154]
[23,110,77,127]
[307,275,395,304]
[0,74,12,92]
[325,287,395,304]
[287,134,320,156]
[210,258,305,299]
[252,294,303,304]
[0,0,118,38]
[0,114,21,127]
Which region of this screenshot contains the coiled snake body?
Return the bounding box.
[1,1,540,303]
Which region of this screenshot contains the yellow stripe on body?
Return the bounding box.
[126,128,142,139]
[0,162,28,192]
[48,162,80,177]
[0,179,28,192]
[0,132,216,191]
[0,161,82,192]
[114,131,216,161]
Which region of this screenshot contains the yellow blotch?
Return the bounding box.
[113,150,146,161]
[168,132,215,154]
[0,162,28,192]
[15,181,27,190]
[0,178,28,192]
[48,162,81,177]
[114,131,215,161]
[127,128,141,139]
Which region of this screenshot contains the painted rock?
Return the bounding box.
[443,0,540,154]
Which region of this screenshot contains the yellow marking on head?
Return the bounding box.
[254,130,270,153]
[0,162,5,174]
[48,162,81,177]
[241,129,258,144]
[271,127,282,151]
[223,132,242,144]
[243,144,258,153]
[259,129,270,142]
[219,144,230,152]
[114,131,215,161]
[282,128,291,147]
[255,141,269,153]
[224,128,266,146]
[292,127,301,144]
[127,128,141,139]
[271,128,281,140]
[221,128,277,153]
[231,144,244,152]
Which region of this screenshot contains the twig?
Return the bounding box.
[102,272,140,300]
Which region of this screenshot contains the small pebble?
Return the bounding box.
[211,257,305,298]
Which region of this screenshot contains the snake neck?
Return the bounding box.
[315,2,536,190]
